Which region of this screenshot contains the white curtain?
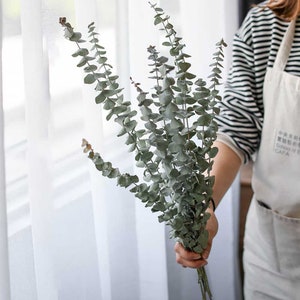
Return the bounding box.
[1,0,241,299]
[0,1,11,299]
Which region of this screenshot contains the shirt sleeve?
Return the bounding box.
[215,13,264,164]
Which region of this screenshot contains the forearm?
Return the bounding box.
[211,140,242,207]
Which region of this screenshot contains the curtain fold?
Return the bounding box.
[0,0,11,297]
[20,0,57,298]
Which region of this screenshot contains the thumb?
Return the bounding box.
[201,241,212,260]
[201,209,218,260]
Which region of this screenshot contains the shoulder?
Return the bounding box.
[236,3,289,46]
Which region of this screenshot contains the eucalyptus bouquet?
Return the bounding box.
[60,3,226,299]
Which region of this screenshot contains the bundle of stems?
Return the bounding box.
[60,3,226,299]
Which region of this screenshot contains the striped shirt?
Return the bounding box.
[216,3,300,163]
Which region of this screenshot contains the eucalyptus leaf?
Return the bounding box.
[84,65,98,72]
[69,32,82,42]
[72,48,89,57]
[84,74,96,84]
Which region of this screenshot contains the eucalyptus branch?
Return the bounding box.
[60,4,226,299]
[149,3,194,141]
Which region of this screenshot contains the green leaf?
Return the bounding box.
[136,160,146,168]
[95,91,106,104]
[84,74,96,84]
[147,162,158,172]
[162,77,175,88]
[213,107,220,114]
[154,16,163,25]
[140,151,153,162]
[135,129,146,137]
[168,142,182,153]
[69,32,82,42]
[108,168,120,178]
[77,56,94,67]
[118,174,138,188]
[72,48,89,57]
[185,72,196,79]
[159,91,173,106]
[90,38,99,43]
[84,65,98,72]
[178,62,191,72]
[170,118,183,129]
[165,23,173,30]
[209,147,218,158]
[162,41,172,47]
[198,229,209,249]
[172,133,186,145]
[164,102,178,119]
[125,134,136,145]
[103,99,115,110]
[124,120,137,132]
[100,89,121,98]
[98,57,108,64]
[136,139,147,150]
[145,121,157,131]
[95,81,108,91]
[109,75,119,81]
[170,47,179,56]
[154,7,163,12]
[197,114,213,126]
[176,150,189,162]
[151,201,166,212]
[117,127,127,137]
[63,27,74,39]
[172,217,184,230]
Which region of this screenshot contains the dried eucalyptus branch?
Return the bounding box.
[60,3,226,299]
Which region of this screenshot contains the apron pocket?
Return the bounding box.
[255,199,280,273]
[273,211,300,279]
[255,199,300,279]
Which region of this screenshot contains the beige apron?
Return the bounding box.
[243,20,300,300]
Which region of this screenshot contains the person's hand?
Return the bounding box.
[174,207,218,268]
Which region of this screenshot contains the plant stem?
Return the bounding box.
[197,267,212,300]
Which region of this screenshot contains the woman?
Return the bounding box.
[174,1,300,299]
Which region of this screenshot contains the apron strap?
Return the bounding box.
[274,20,296,71]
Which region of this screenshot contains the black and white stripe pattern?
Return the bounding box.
[216,3,300,163]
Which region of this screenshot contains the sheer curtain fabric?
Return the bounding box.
[1,0,240,299]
